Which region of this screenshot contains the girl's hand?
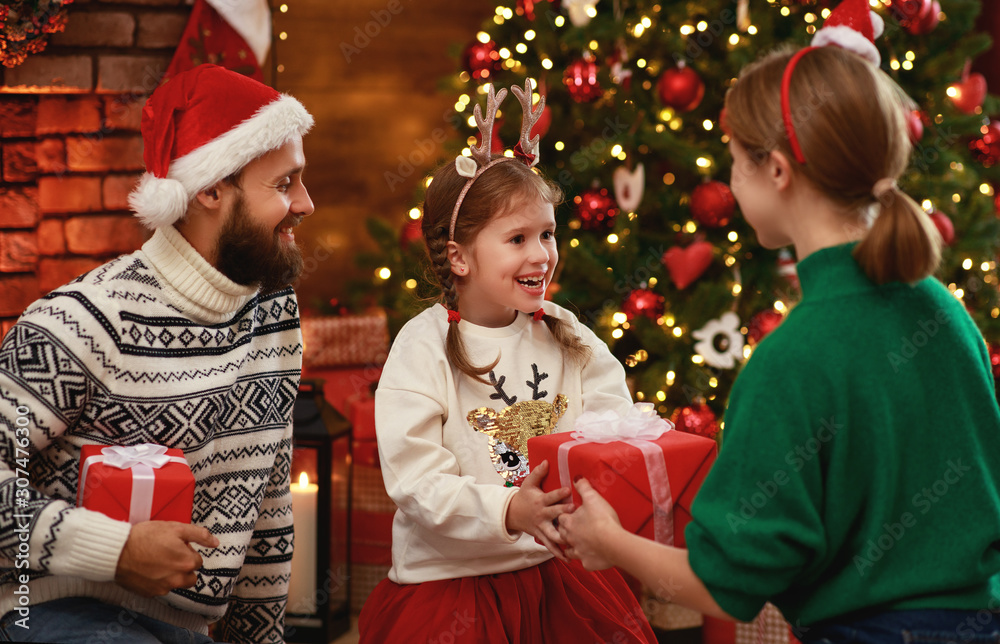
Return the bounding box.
[505,460,572,561]
[556,477,623,571]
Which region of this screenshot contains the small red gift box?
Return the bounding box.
[77,444,195,525]
[528,405,716,547]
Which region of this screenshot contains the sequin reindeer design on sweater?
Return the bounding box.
[467,364,568,486]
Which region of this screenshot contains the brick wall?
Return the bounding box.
[0,0,193,337]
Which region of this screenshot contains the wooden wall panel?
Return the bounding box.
[273,0,494,309]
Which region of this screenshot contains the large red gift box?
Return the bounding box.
[528,419,716,547]
[77,444,195,524]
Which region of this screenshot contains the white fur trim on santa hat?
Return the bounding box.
[129,93,314,230]
[812,24,881,65]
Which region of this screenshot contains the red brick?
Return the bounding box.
[40,258,102,293]
[97,55,170,94]
[0,275,41,317]
[38,176,103,213]
[35,139,67,174]
[67,135,144,172]
[2,141,37,182]
[103,174,141,210]
[52,12,135,47]
[0,187,40,227]
[1,319,17,341]
[136,12,188,49]
[0,232,38,273]
[65,215,145,255]
[37,96,103,135]
[104,95,145,132]
[0,98,39,137]
[37,219,66,256]
[1,56,93,93]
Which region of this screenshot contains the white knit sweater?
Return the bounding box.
[0,226,302,643]
[376,302,633,584]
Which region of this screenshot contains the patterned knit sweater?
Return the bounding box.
[0,225,301,643]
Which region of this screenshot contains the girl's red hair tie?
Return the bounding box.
[532,309,545,322]
[447,309,461,323]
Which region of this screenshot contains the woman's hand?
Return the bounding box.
[505,460,572,561]
[557,477,624,570]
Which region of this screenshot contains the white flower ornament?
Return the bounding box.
[692,311,746,369]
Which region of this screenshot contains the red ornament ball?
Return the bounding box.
[400,218,423,249]
[691,181,735,228]
[657,65,705,112]
[574,187,619,231]
[989,343,1000,380]
[906,110,925,145]
[891,0,940,34]
[563,58,602,103]
[670,403,719,440]
[928,210,955,246]
[971,121,1000,167]
[622,289,664,321]
[462,39,502,82]
[747,310,784,346]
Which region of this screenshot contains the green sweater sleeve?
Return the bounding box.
[685,339,830,621]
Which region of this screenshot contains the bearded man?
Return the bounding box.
[0,64,315,644]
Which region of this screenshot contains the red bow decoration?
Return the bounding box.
[513,141,536,166]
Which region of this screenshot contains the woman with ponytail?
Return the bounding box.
[557,2,1000,642]
[358,82,655,643]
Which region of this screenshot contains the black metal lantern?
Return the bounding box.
[285,379,352,643]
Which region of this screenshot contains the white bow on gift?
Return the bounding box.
[560,402,676,545]
[572,402,674,442]
[101,444,173,470]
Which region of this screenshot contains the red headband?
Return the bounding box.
[781,47,817,165]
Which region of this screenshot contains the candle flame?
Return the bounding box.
[298,472,309,488]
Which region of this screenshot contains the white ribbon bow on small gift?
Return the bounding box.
[102,444,173,470]
[78,443,188,525]
[559,403,676,545]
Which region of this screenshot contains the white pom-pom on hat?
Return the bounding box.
[129,175,189,230]
[811,0,884,65]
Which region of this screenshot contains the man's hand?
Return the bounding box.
[557,477,624,571]
[115,521,219,597]
[505,460,573,561]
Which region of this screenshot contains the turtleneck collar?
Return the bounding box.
[795,242,888,303]
[141,225,258,324]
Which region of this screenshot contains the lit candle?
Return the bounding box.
[289,471,318,614]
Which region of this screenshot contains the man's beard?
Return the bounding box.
[214,193,304,294]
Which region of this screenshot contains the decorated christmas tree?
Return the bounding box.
[353,0,1000,437]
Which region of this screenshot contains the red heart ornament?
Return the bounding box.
[663,241,713,290]
[950,72,987,115]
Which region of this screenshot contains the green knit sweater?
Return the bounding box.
[686,243,1000,627]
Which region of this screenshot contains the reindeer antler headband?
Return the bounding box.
[449,80,545,241]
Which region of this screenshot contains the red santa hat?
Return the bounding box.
[129,64,314,229]
[811,0,885,65]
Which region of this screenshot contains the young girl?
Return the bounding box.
[357,83,656,643]
[557,3,1000,642]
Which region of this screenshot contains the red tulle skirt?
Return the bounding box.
[358,558,657,643]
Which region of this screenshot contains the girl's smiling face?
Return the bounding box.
[450,196,558,328]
